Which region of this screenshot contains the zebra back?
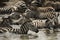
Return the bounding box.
[38,12,59,19]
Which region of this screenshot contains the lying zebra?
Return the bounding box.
[0,17,39,34]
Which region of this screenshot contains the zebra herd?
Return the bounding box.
[0,0,60,34]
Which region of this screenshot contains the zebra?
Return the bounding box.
[24,10,59,19]
[0,1,27,14]
[0,21,39,34]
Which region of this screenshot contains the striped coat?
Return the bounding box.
[0,19,38,34]
[31,19,47,28]
[0,7,12,14]
[0,1,27,14]
[37,7,55,12]
[39,12,59,19]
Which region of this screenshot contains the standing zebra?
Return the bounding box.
[0,1,27,14]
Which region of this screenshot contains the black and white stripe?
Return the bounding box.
[38,12,57,19]
[0,21,39,34]
[32,19,46,28]
[0,7,12,14]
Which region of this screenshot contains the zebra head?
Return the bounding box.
[12,1,27,13]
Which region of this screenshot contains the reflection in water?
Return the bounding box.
[0,29,60,40]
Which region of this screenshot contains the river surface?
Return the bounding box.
[0,29,60,40]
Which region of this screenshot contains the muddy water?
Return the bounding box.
[0,29,60,40]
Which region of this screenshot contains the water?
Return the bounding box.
[0,29,60,40]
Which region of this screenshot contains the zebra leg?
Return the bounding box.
[52,17,58,32]
[0,28,8,33]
